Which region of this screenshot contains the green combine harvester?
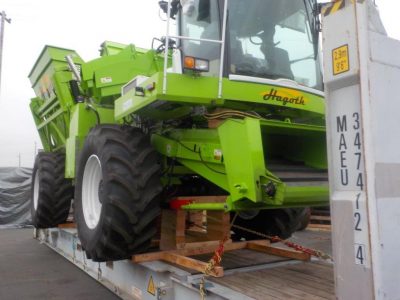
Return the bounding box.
[29,0,327,261]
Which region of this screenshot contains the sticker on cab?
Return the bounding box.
[100,76,113,84]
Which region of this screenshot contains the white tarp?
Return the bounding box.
[0,168,32,228]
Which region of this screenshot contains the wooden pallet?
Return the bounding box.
[133,199,311,278]
[132,239,310,277]
[59,196,313,278]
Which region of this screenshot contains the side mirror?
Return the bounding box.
[158,0,181,20]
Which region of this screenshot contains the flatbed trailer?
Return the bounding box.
[35,227,334,300]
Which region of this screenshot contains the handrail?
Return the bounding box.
[162,0,229,98]
[167,35,223,44]
[218,0,229,98]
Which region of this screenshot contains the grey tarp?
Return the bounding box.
[0,168,32,228]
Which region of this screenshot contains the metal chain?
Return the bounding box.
[229,222,333,261]
[198,212,333,299]
[199,277,206,300]
[198,214,238,298]
[97,262,102,281]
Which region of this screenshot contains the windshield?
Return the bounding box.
[228,0,322,90]
[179,0,323,91]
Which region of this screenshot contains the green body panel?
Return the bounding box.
[115,73,325,123]
[151,116,327,211]
[100,41,136,56]
[29,42,328,212]
[28,46,84,98]
[80,46,165,103]
[218,118,273,205]
[29,46,85,152]
[65,104,114,178]
[29,44,162,173]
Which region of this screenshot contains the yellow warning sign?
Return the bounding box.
[332,45,350,75]
[147,275,156,296]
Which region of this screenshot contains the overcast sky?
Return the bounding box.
[0,0,397,168]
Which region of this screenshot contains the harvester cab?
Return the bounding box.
[159,0,322,91]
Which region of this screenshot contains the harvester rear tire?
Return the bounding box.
[74,125,162,262]
[297,207,311,231]
[31,152,73,228]
[232,208,310,241]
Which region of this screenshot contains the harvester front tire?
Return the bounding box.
[74,125,162,262]
[31,152,73,228]
[233,208,310,241]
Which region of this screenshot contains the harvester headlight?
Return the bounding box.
[184,56,209,72]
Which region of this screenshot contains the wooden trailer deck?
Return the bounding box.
[202,230,334,300]
[211,261,334,300]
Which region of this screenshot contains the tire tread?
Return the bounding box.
[75,125,162,262]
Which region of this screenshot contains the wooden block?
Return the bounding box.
[133,240,244,264]
[160,209,187,250]
[133,251,225,277]
[206,211,231,241]
[58,223,76,228]
[185,231,213,243]
[310,215,331,221]
[159,209,176,250]
[162,252,224,277]
[178,240,241,256]
[179,240,244,255]
[307,224,332,232]
[247,242,311,261]
[173,196,227,204]
[244,239,271,247]
[181,240,223,251]
[187,211,205,232]
[132,251,166,263]
[160,207,232,251]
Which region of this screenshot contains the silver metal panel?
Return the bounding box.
[331,200,373,299]
[368,36,400,164]
[375,197,400,297]
[375,164,400,198]
[366,15,400,299]
[323,0,400,298]
[323,6,373,297]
